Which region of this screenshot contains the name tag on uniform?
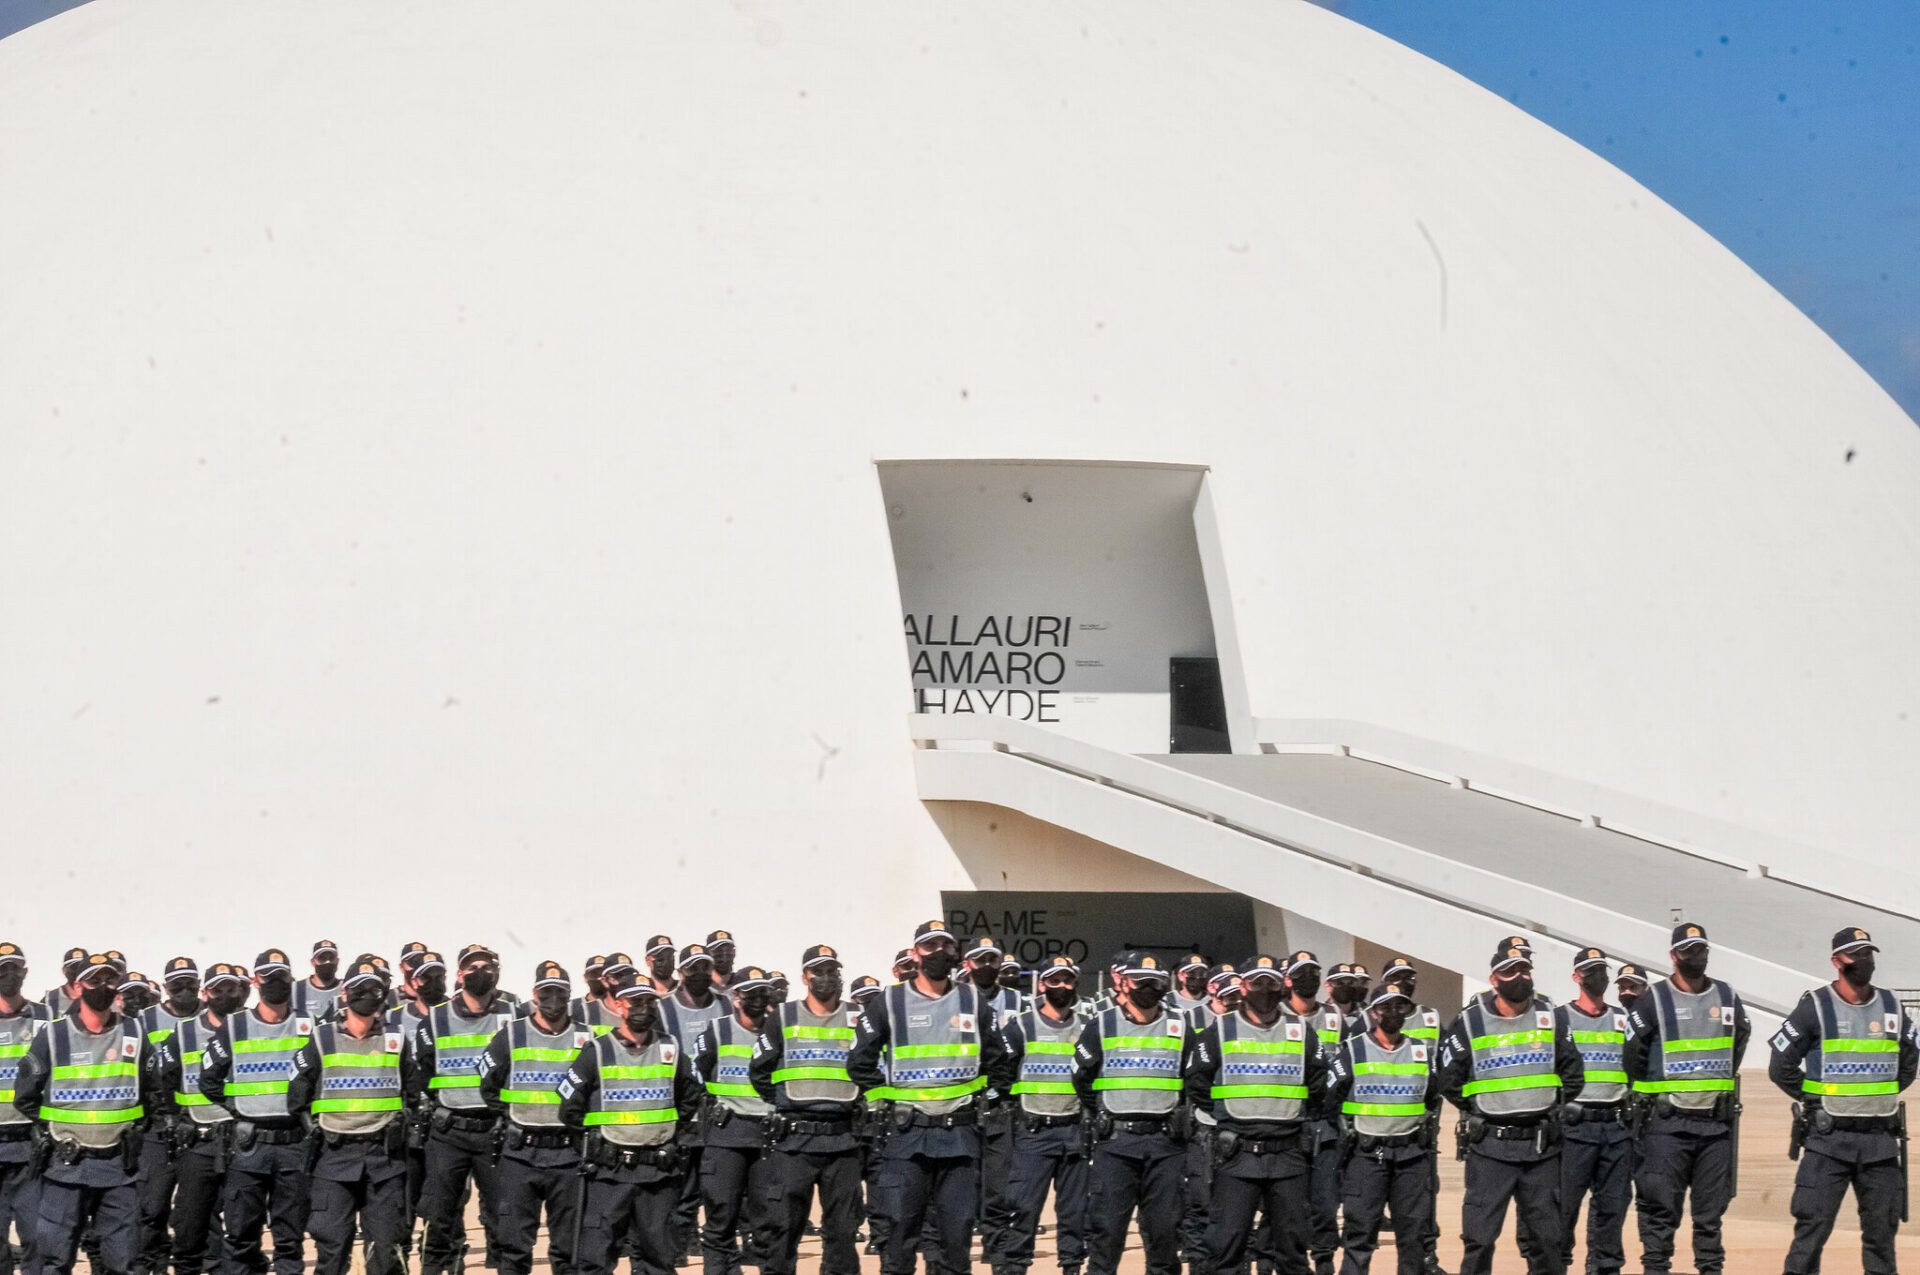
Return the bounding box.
[385,1033,403,1054]
[952,1014,977,1032]
[1412,1044,1428,1062]
[908,1015,932,1030]
[1536,1012,1552,1030]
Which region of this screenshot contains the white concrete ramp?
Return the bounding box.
[911,714,1919,1016]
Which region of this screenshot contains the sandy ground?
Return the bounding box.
[436,1084,1912,1275]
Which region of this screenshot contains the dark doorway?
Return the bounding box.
[1169,657,1230,753]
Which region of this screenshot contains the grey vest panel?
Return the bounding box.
[294,981,343,1022]
[776,1001,858,1105]
[591,1033,678,1148]
[1011,1007,1083,1117]
[1563,1002,1629,1105]
[1344,1031,1430,1137]
[1809,986,1902,1119]
[46,1018,145,1149]
[430,1000,512,1110]
[0,1010,46,1128]
[313,1022,404,1135]
[1213,1010,1307,1123]
[507,1016,592,1128]
[1464,999,1559,1119]
[1095,1005,1185,1118]
[174,1017,234,1126]
[705,1016,772,1118]
[227,1010,313,1121]
[1649,980,1736,1112]
[884,983,984,1116]
[661,993,731,1057]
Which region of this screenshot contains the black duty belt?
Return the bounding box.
[182,1121,228,1143]
[437,1111,495,1133]
[1827,1114,1901,1134]
[512,1128,580,1150]
[901,1109,977,1130]
[783,1119,854,1137]
[1353,1131,1422,1150]
[1238,1131,1306,1155]
[1484,1120,1550,1140]
[0,1126,31,1142]
[1021,1113,1081,1131]
[323,1129,390,1147]
[1569,1104,1629,1126]
[1109,1115,1171,1135]
[251,1126,306,1145]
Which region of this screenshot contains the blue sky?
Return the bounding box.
[1331,0,1920,425]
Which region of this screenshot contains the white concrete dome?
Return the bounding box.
[2,0,1914,983]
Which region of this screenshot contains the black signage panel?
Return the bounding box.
[937,891,1257,993]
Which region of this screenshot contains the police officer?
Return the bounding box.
[413,941,517,1275]
[387,947,444,1256]
[993,955,1090,1275]
[1179,963,1242,1271]
[644,939,680,998]
[1171,955,1211,1020]
[1185,953,1327,1275]
[693,965,779,1275]
[1769,926,1918,1275]
[849,919,1009,1275]
[1073,951,1188,1275]
[1437,943,1584,1275]
[768,973,791,1007]
[11,952,166,1275]
[1612,966,1649,1016]
[1328,982,1441,1275]
[292,941,344,1021]
[39,949,90,1020]
[133,957,202,1275]
[890,951,918,987]
[0,943,51,1275]
[1553,948,1633,1275]
[1283,951,1347,1275]
[1378,956,1447,1275]
[117,974,160,1020]
[197,949,316,1275]
[575,956,611,1021]
[578,954,636,1038]
[1622,923,1748,1275]
[997,960,1028,1014]
[846,976,889,1258]
[660,943,735,1266]
[478,961,590,1275]
[707,933,741,989]
[964,938,1017,1263]
[288,958,418,1275]
[559,981,705,1275]
[748,944,864,1275]
[154,963,248,1275]
[1327,965,1369,1034]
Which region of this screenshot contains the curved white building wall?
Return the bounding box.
[0,0,1914,978]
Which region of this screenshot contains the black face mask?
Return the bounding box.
[739,990,772,1019]
[1127,982,1167,1011]
[166,981,200,1013]
[623,999,658,1034]
[462,968,498,999]
[209,986,249,1017]
[259,973,293,1007]
[119,988,158,1015]
[1043,983,1078,1010]
[80,983,119,1013]
[1218,989,1244,1012]
[970,965,1000,990]
[1330,982,1363,1009]
[711,951,736,977]
[1841,956,1876,988]
[1241,982,1283,1016]
[1180,971,1208,997]
[584,974,606,998]
[808,973,843,1003]
[1493,976,1533,1006]
[0,967,25,998]
[345,985,387,1017]
[769,981,788,1002]
[1374,1006,1408,1036]
[1580,969,1610,999]
[649,954,675,981]
[681,967,713,995]
[917,950,957,982]
[1616,986,1643,1012]
[1674,952,1709,982]
[999,968,1023,991]
[312,957,340,983]
[414,972,447,1005]
[535,987,572,1021]
[1288,972,1321,1003]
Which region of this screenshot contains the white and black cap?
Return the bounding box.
[1833,927,1879,957]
